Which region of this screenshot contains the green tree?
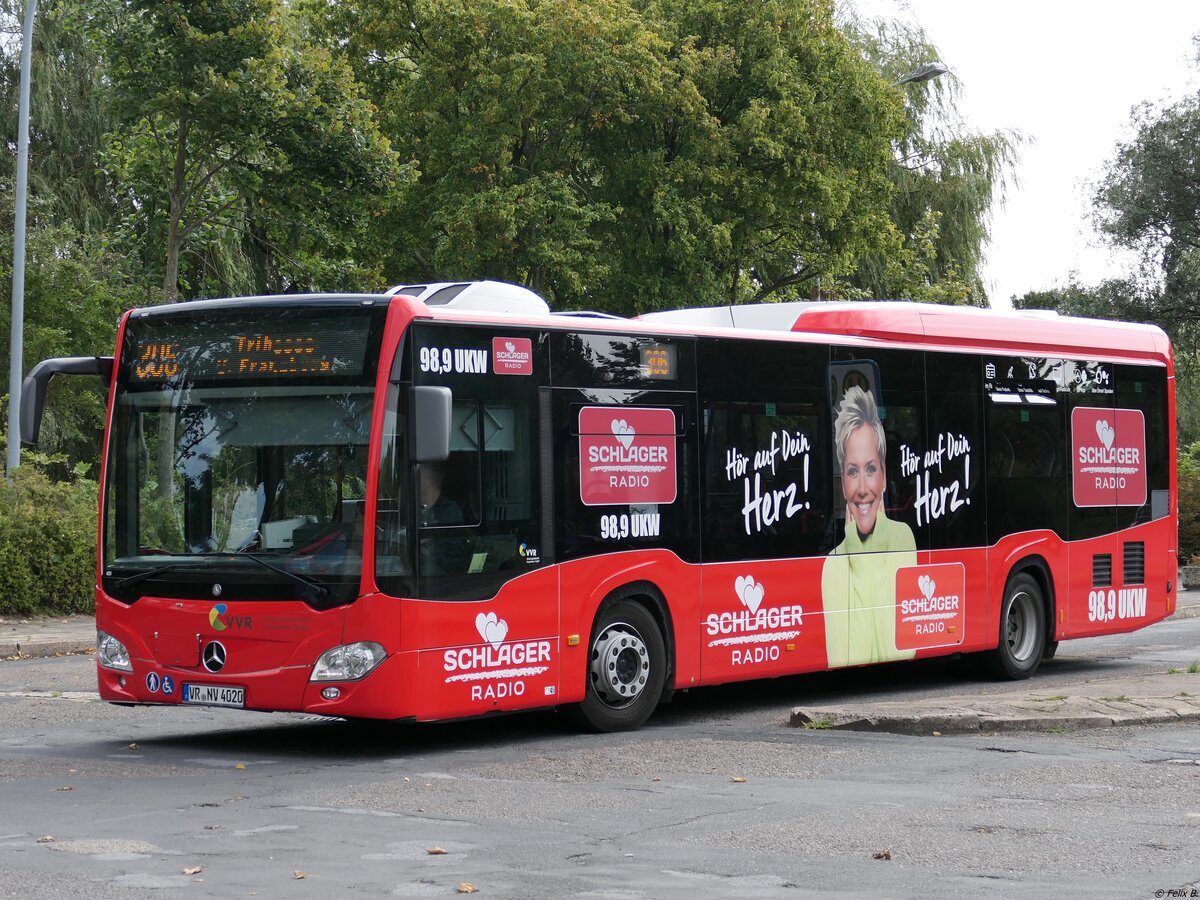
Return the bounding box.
[619,0,905,310]
[1092,89,1200,344]
[99,0,400,303]
[307,0,905,314]
[1,0,134,469]
[838,14,1022,306]
[1015,277,1200,444]
[1018,54,1200,441]
[305,0,683,305]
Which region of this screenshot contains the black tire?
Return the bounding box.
[576,599,666,732]
[989,572,1046,680]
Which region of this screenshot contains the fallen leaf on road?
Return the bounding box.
[204,825,221,830]
[36,836,55,843]
[128,743,140,750]
[457,884,478,894]
[53,786,73,792]
[235,763,246,770]
[873,849,893,861]
[293,871,306,880]
[931,731,942,737]
[731,776,747,783]
[183,866,203,875]
[426,847,447,855]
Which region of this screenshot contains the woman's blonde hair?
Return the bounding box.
[833,386,886,469]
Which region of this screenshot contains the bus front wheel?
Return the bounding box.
[577,600,666,732]
[989,572,1046,680]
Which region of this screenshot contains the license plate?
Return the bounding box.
[182,683,245,708]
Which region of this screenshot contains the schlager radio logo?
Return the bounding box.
[1071,407,1146,507]
[578,407,677,506]
[492,337,533,375]
[894,564,965,651]
[443,612,552,702]
[706,575,803,667]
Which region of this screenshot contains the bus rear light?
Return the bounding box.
[97,631,133,672]
[310,642,386,682]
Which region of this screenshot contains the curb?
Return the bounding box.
[790,705,1200,736]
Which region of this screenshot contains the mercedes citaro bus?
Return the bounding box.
[21,286,1176,730]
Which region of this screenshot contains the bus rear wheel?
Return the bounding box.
[577,600,666,732]
[989,572,1046,680]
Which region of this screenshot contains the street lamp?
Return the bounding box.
[894,62,949,87]
[6,0,36,475]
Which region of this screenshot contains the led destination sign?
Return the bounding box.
[126,315,373,383]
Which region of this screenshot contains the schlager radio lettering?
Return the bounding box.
[894,564,966,651]
[578,407,677,506]
[1071,408,1147,506]
[706,575,804,666]
[443,612,553,703]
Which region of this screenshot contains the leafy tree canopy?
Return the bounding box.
[1017,45,1200,438]
[837,13,1021,306]
[98,0,401,302]
[306,0,907,314]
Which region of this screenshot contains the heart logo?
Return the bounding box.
[505,341,516,354]
[1096,419,1115,450]
[734,575,765,615]
[918,575,936,601]
[611,419,635,449]
[475,612,509,650]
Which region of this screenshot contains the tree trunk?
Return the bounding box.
[158,126,188,498]
[163,120,189,305]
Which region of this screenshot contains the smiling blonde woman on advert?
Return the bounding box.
[821,386,917,667]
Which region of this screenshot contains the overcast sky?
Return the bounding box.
[852,0,1199,308]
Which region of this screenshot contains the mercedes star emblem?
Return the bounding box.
[212,583,223,597]
[202,641,227,673]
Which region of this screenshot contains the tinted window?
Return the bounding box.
[553,389,699,564]
[703,400,831,561]
[550,332,694,390]
[1115,363,1170,530]
[383,324,549,601]
[924,353,985,550]
[829,348,925,549]
[987,356,1069,542]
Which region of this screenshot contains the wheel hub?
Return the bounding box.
[590,623,650,709]
[1006,590,1039,662]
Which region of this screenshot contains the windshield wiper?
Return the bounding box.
[109,563,189,592]
[202,552,331,599]
[108,554,331,600]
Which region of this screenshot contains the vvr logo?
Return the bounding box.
[209,603,251,631]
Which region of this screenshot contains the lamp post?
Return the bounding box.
[6,0,37,475]
[894,62,949,87]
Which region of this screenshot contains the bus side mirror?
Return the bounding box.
[21,356,114,445]
[410,385,451,463]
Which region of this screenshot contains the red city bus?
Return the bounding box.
[21,287,1177,730]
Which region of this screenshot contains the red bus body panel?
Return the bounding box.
[92,296,1177,722]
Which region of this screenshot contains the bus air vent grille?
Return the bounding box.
[1123,542,1145,585]
[1092,554,1113,588]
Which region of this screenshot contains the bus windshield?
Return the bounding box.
[102,303,387,606]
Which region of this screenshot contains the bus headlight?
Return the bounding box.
[310,642,386,682]
[97,631,133,672]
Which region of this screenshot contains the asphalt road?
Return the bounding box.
[2,620,1200,898]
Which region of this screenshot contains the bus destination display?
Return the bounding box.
[640,343,676,379]
[127,316,372,383]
